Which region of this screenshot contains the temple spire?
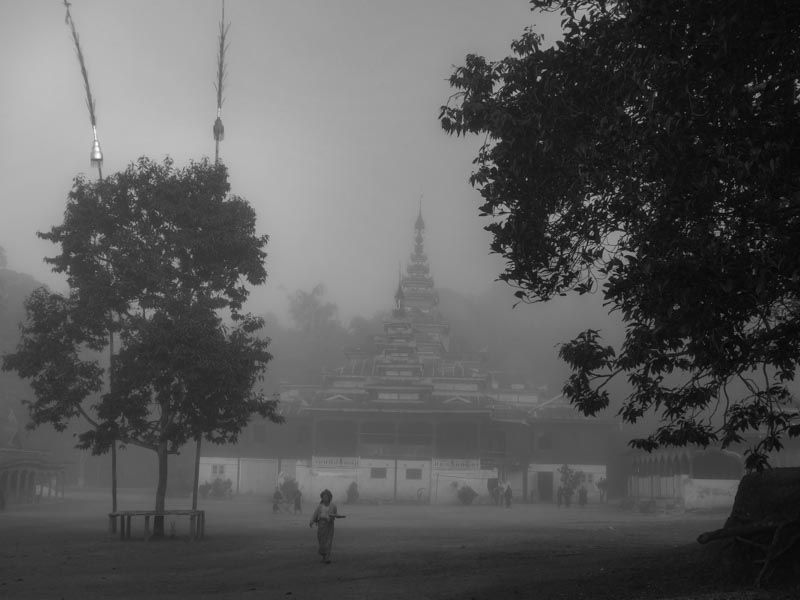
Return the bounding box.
[415,192,425,232]
[394,262,405,311]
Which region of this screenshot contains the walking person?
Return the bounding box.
[294,489,303,514]
[309,489,339,563]
[272,486,283,514]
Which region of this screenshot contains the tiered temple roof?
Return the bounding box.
[289,207,593,421]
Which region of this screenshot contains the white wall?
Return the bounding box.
[627,474,739,510]
[199,457,239,489]
[395,459,430,502]
[295,459,496,505]
[681,476,739,510]
[200,457,300,495]
[356,458,396,501]
[238,458,279,495]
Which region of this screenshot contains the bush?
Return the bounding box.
[280,477,300,502]
[558,464,586,502]
[457,485,478,505]
[199,477,232,500]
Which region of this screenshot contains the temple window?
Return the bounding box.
[370,468,387,479]
[377,392,420,401]
[405,468,423,480]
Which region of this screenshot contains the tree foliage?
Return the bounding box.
[3,157,282,516]
[288,283,340,337]
[440,0,800,469]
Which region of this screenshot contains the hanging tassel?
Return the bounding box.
[90,127,103,168]
[213,116,225,142]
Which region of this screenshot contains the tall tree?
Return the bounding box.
[440,0,800,469]
[3,157,282,533]
[288,284,340,337]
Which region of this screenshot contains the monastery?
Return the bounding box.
[201,209,619,504]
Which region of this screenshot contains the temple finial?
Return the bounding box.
[395,262,405,310]
[415,192,425,232]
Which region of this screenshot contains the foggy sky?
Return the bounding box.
[0,1,567,323]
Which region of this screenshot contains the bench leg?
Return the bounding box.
[125,515,132,540]
[144,515,151,541]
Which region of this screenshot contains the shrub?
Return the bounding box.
[280,477,300,502]
[199,477,233,500]
[457,485,478,505]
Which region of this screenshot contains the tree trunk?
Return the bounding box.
[109,328,118,515]
[725,467,800,528]
[153,440,169,537]
[697,467,800,586]
[111,442,117,513]
[192,436,201,511]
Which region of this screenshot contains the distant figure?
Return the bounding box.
[504,482,513,508]
[487,478,499,506]
[309,489,338,563]
[294,490,302,514]
[596,477,608,503]
[495,480,505,506]
[272,486,283,514]
[578,486,588,507]
[556,485,564,508]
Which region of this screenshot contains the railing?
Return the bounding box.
[432,458,481,471]
[311,456,358,468]
[108,509,205,541]
[357,443,433,459]
[309,456,484,471]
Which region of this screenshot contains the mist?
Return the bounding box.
[0,1,566,326]
[0,3,764,599]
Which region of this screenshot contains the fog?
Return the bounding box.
[0,0,567,324]
[1,491,723,598]
[0,0,620,426]
[0,0,630,484]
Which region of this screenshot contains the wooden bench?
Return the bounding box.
[108,509,205,541]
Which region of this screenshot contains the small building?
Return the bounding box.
[624,447,744,510]
[0,409,66,507]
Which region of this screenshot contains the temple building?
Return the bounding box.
[200,209,620,504]
[0,406,66,507]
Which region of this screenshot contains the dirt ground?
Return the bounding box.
[1,490,798,600]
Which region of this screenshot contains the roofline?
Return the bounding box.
[303,407,492,415]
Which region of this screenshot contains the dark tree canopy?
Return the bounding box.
[3,157,282,516]
[441,0,800,469]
